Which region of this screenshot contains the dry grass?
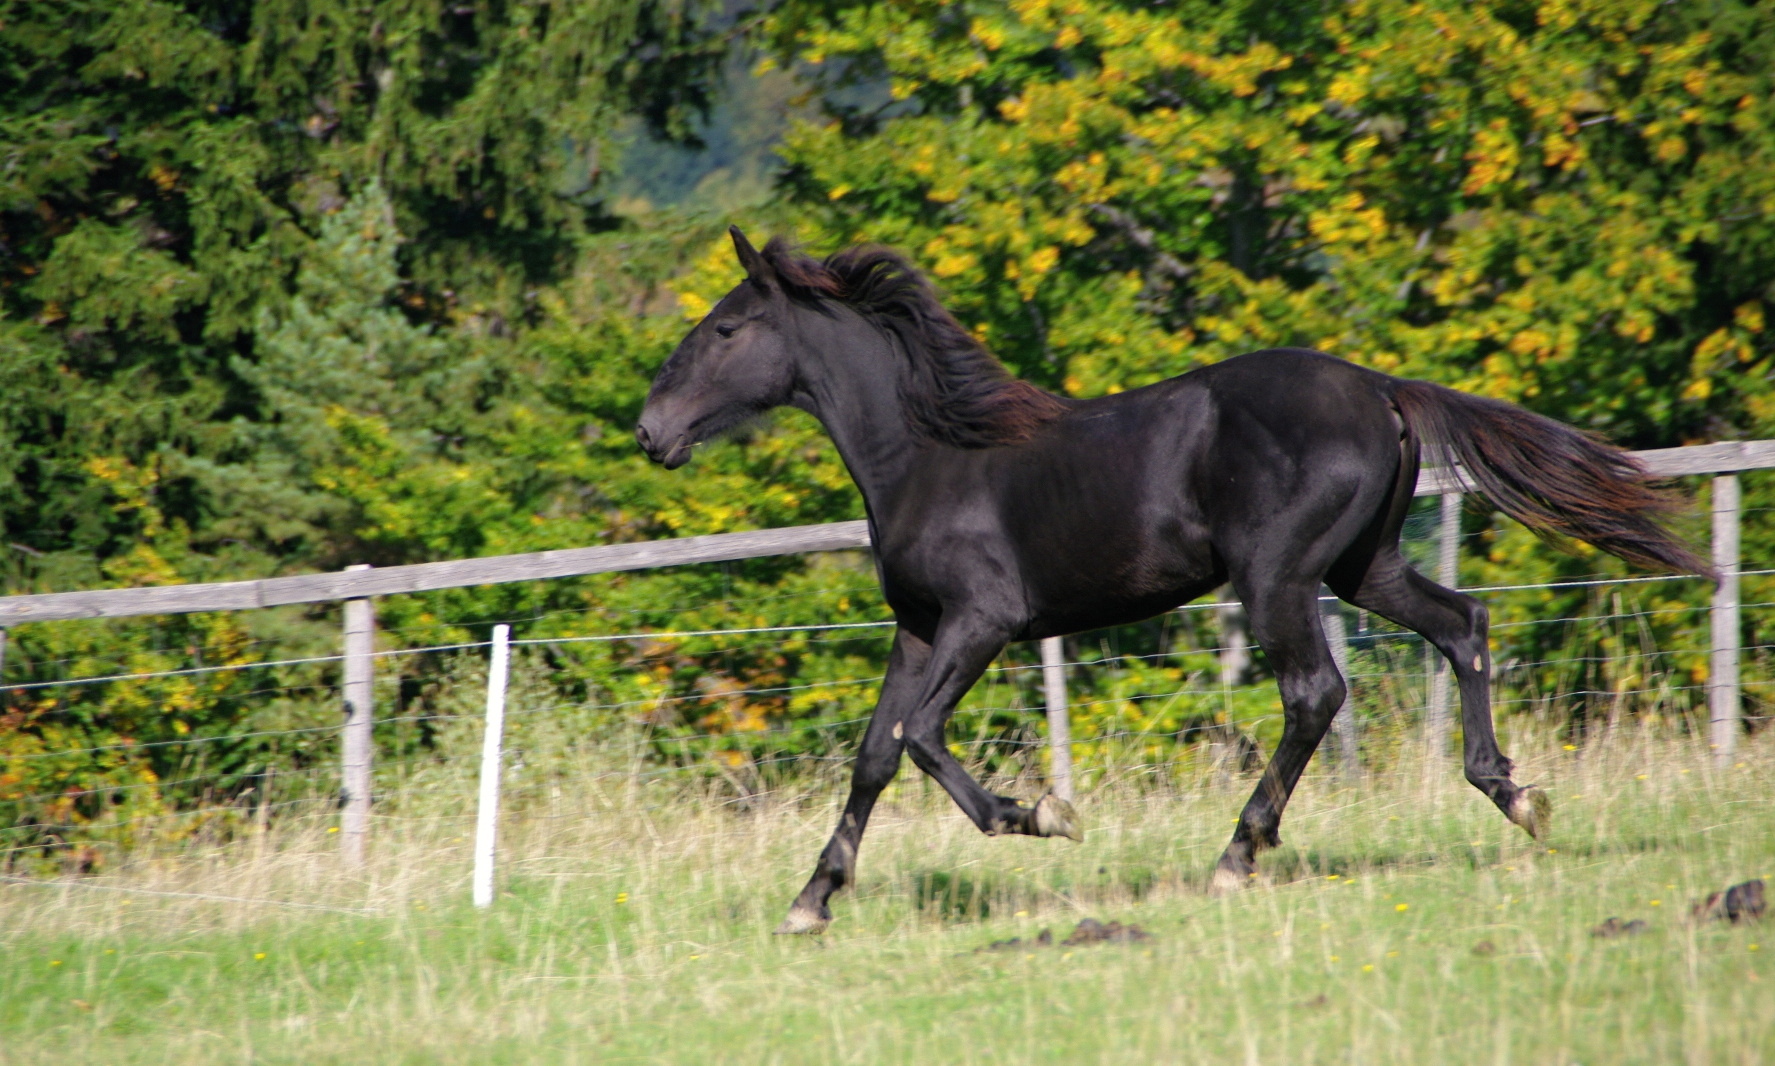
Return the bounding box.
[2,721,1772,1064]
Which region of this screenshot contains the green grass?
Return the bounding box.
[2,725,1772,1064]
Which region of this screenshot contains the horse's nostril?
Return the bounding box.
[635,423,653,452]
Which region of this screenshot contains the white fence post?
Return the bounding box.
[473,624,512,909]
[1040,636,1074,802]
[1323,601,1359,778]
[340,564,374,867]
[1426,491,1462,754]
[1710,475,1741,769]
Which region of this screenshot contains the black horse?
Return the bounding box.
[637,228,1711,933]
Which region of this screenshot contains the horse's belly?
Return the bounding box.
[1017,519,1221,636]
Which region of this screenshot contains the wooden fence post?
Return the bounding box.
[473,624,511,908]
[1426,492,1462,754]
[341,564,374,867]
[1323,600,1359,778]
[1710,475,1741,770]
[1040,636,1074,802]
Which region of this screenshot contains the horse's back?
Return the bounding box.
[1179,349,1410,581]
[876,348,1409,633]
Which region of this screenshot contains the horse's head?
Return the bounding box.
[637,227,801,469]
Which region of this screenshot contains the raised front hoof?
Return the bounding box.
[773,903,831,936]
[1033,793,1084,843]
[1207,853,1259,897]
[1506,785,1552,840]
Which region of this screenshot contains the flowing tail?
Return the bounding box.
[1392,380,1715,581]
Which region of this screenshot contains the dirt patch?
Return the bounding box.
[1590,917,1648,939]
[1061,918,1153,945]
[978,929,1054,953]
[977,918,1154,953]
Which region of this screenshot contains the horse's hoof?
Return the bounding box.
[773,904,830,935]
[1207,864,1252,897]
[1033,793,1084,842]
[1507,785,1552,840]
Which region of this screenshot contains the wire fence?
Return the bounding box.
[1,590,1763,863]
[1,477,1768,874]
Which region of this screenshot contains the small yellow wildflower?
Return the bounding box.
[1396,903,1409,912]
[615,892,629,904]
[254,953,267,960]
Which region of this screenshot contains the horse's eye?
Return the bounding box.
[714,321,739,339]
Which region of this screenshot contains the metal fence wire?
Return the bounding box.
[0,451,1768,883]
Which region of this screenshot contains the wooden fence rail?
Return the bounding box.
[3,440,1768,628]
[1,438,1770,871]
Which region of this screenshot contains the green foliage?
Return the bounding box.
[5,0,1775,858]
[752,0,1773,731]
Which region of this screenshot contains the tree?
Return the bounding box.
[749,0,1775,730]
[0,0,729,570]
[766,0,1775,444]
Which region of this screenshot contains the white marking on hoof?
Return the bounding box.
[1033,793,1084,842]
[1507,786,1552,840]
[773,905,829,935]
[1208,865,1249,897]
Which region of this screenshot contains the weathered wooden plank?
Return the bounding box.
[0,581,265,623]
[1636,439,1775,478]
[0,520,872,624]
[1039,636,1073,803]
[339,566,374,868]
[1414,466,1464,496]
[1425,491,1462,755]
[4,434,1772,627]
[1413,439,1775,496]
[1710,475,1741,769]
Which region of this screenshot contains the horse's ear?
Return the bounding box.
[730,225,776,289]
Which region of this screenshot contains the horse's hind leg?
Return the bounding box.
[1328,550,1549,838]
[1210,580,1348,895]
[776,629,925,934]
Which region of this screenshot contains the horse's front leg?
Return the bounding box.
[899,615,1082,843]
[776,629,929,935]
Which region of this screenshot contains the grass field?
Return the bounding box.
[2,724,1772,1065]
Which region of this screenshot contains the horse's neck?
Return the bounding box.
[795,312,922,508]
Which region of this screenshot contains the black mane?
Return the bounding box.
[761,239,1069,448]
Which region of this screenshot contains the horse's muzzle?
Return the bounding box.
[635,421,693,469]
